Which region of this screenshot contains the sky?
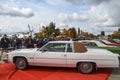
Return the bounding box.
[0,0,120,35]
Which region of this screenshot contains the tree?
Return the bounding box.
[101,31,105,36]
[49,22,55,36]
[80,31,89,37]
[61,28,68,37]
[68,28,77,38]
[36,22,61,38]
[108,28,120,39]
[54,28,61,37]
[118,28,120,32]
[77,28,80,36]
[42,26,49,37]
[89,33,95,38]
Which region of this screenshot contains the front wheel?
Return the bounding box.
[77,62,94,74]
[15,57,28,70]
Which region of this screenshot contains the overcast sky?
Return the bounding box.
[0,0,120,35]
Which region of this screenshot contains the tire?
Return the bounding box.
[15,57,28,70]
[77,62,94,74]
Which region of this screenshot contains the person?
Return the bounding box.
[34,38,42,48]
[43,38,48,44]
[0,34,10,60]
[26,36,34,48]
[12,36,22,50]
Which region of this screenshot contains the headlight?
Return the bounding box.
[6,54,8,59]
[3,54,9,63]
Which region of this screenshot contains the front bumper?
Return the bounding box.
[3,58,9,63]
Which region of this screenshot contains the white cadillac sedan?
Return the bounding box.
[4,41,120,74]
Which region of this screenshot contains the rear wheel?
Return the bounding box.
[15,57,28,70]
[77,62,94,74]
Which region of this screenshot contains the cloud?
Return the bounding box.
[0,0,120,35]
[88,0,120,27]
[0,4,34,18]
[58,13,70,22]
[58,12,89,22]
[57,0,120,35]
[59,0,120,27]
[66,0,110,6]
[58,22,68,28]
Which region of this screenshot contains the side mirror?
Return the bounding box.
[41,49,46,53]
[37,48,40,51]
[37,48,46,53]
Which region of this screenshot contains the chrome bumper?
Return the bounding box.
[3,58,9,63]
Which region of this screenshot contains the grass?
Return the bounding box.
[97,47,120,54]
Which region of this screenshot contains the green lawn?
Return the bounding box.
[88,47,120,54]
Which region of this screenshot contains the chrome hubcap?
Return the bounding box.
[82,64,90,70]
[18,61,24,67]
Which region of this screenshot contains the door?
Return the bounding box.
[34,43,67,67]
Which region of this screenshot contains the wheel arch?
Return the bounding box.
[76,61,97,70]
[13,56,28,64]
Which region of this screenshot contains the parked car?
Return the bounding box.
[79,40,120,53]
[3,41,119,74]
[100,40,120,46]
[79,40,112,47]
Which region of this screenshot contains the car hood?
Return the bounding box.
[11,48,38,53]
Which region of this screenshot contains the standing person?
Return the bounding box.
[43,38,49,45]
[12,36,22,50]
[34,38,41,48]
[26,36,34,48]
[0,34,10,60]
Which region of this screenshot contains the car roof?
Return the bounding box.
[48,41,73,44]
[47,41,87,53]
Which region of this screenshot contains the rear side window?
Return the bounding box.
[67,43,73,52]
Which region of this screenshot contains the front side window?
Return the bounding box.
[43,43,66,52]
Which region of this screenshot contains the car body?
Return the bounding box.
[4,41,119,74]
[100,40,120,46]
[78,40,117,47]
